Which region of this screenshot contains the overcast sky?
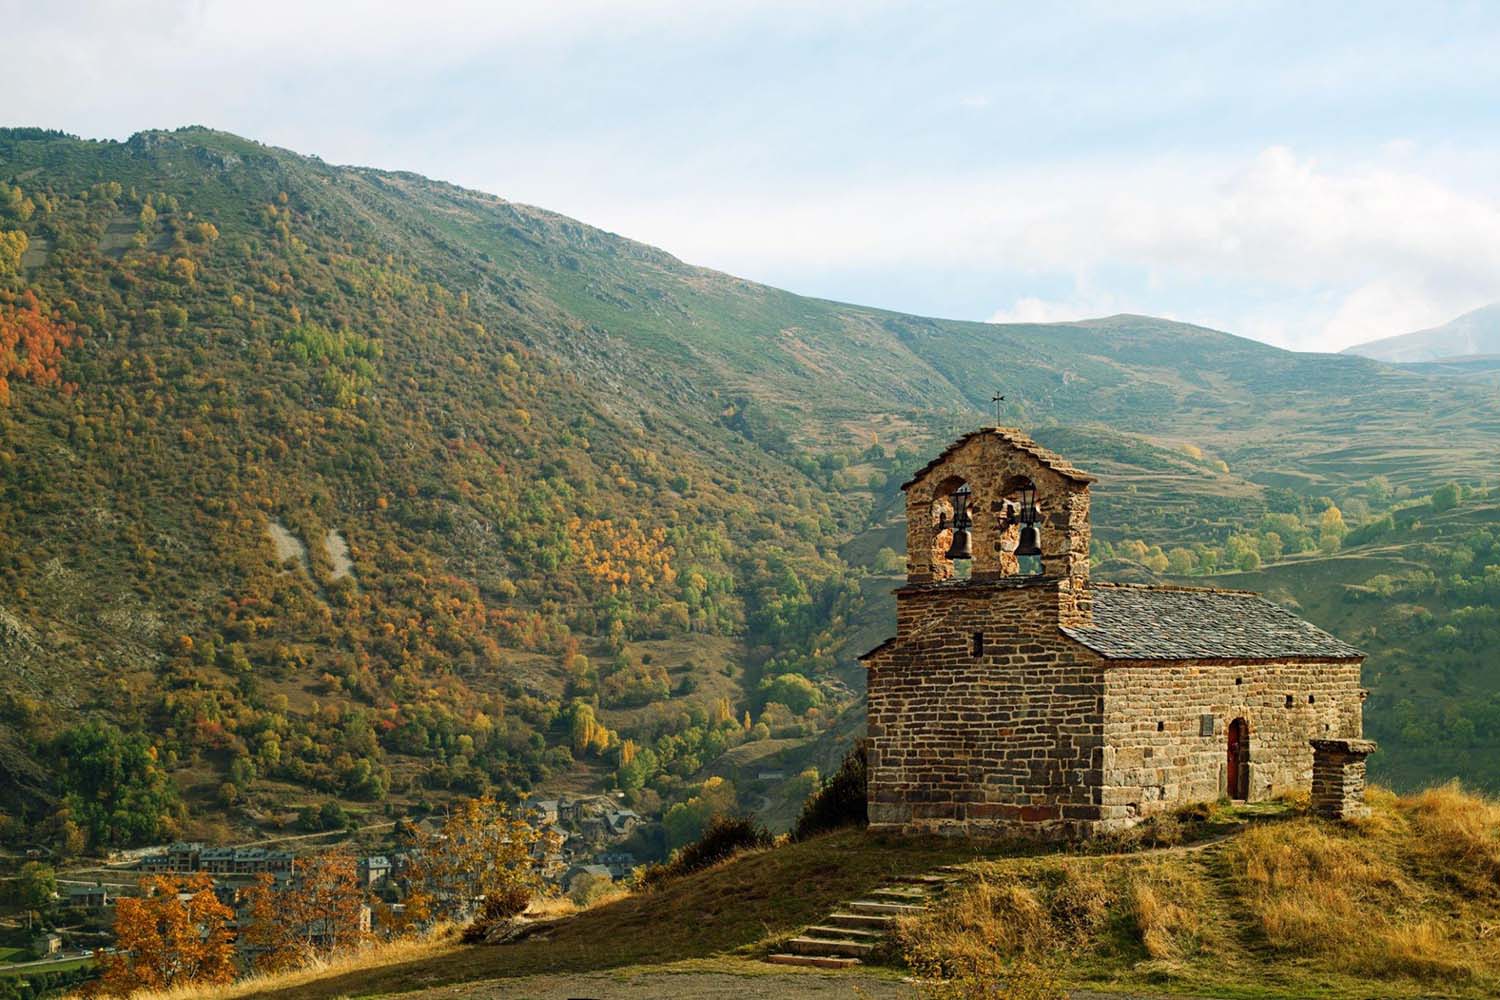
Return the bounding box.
[6,0,1500,351]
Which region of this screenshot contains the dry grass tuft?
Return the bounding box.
[1127,863,1206,960]
[1402,781,1500,898]
[1046,864,1110,944]
[1369,920,1476,981]
[1273,787,1310,814]
[1236,821,1398,953]
[1228,794,1490,980]
[898,862,1110,1000]
[1232,817,1410,956]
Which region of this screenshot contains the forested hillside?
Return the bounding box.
[1,126,1497,853]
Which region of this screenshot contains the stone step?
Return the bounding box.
[891,873,960,886]
[766,953,862,969]
[787,935,876,958]
[846,899,929,916]
[826,911,897,930]
[870,886,933,901]
[804,924,884,941]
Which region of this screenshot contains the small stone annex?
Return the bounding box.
[861,427,1374,838]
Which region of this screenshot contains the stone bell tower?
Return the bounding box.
[861,427,1104,837]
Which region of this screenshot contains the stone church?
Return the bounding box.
[861,427,1373,838]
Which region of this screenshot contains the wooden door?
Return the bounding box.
[1227,718,1248,799]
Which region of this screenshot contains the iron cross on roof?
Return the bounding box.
[992,393,1005,422]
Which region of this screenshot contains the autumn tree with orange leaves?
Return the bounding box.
[240,850,369,972]
[94,873,236,996]
[404,796,558,927]
[0,290,79,406]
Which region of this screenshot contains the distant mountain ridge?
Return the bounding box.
[1343,302,1500,363]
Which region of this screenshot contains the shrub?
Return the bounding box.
[793,741,867,840]
[639,814,771,889]
[568,871,618,908]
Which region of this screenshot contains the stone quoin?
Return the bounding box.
[860,427,1373,838]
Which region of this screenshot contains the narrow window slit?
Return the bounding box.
[971,631,985,657]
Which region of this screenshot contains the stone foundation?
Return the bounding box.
[1310,738,1377,820]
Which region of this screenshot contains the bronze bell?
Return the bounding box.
[1014,482,1042,558]
[944,485,973,561]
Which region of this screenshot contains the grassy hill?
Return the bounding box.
[2,125,1500,850]
[123,785,1500,1000]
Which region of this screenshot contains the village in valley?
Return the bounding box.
[0,792,643,981]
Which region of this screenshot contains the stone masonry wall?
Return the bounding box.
[905,431,1092,585]
[1101,659,1364,823]
[866,578,1107,838]
[1310,738,1377,820]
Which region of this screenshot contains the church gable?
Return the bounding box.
[902,427,1093,584]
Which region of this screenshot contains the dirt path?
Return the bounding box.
[346,967,1210,1000]
[232,819,395,849]
[378,968,915,999]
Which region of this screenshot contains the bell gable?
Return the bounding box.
[903,427,1093,584]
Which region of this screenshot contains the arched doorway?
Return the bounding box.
[1227,718,1250,800]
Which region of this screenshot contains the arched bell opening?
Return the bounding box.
[998,475,1044,577]
[929,475,973,581]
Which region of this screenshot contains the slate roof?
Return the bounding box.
[1062,584,1364,661]
[901,427,1096,490]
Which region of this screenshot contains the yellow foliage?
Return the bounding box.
[570,516,677,594]
[0,230,27,274]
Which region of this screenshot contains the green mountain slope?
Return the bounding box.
[0,126,1497,847]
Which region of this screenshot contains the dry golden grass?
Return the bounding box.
[77,925,461,1000]
[1230,817,1409,955]
[1225,785,1500,980]
[897,861,1110,1000]
[1369,920,1476,980]
[1126,863,1207,961]
[900,786,1500,997]
[1403,781,1500,897]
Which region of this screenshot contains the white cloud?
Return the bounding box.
[987,296,1117,325]
[582,145,1500,351]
